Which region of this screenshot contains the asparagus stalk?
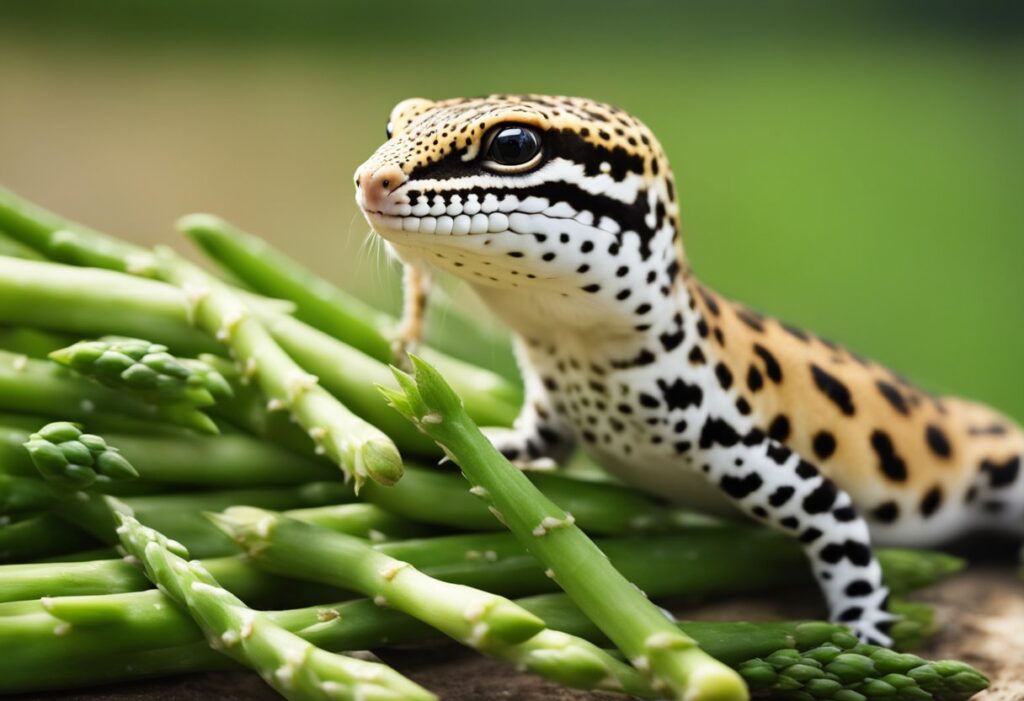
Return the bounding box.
[0,257,519,442]
[1,422,336,487]
[0,586,983,700]
[182,213,522,383]
[0,255,217,355]
[211,507,545,647]
[0,481,354,562]
[0,326,74,358]
[0,349,218,434]
[0,231,47,260]
[49,336,233,408]
[211,506,659,696]
[181,214,394,361]
[0,185,159,275]
[23,421,137,489]
[114,512,436,701]
[0,526,958,613]
[156,247,403,489]
[380,356,747,701]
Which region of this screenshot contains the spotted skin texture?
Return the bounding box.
[355,94,1024,645]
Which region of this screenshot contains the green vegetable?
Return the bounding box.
[380,355,748,701]
[0,349,218,434]
[0,186,159,276]
[181,213,518,381]
[114,511,436,701]
[156,247,403,490]
[210,506,656,696]
[50,337,233,407]
[0,588,983,699]
[0,257,519,443]
[23,420,138,489]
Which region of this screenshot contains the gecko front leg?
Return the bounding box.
[695,420,895,644]
[393,264,431,368]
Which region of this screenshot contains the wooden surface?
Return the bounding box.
[12,564,1022,701]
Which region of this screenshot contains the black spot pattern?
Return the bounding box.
[980,456,1020,489]
[812,431,837,460]
[802,481,838,514]
[870,430,908,482]
[925,424,952,458]
[768,415,790,442]
[871,501,899,524]
[747,365,764,392]
[699,418,741,449]
[876,380,910,416]
[920,486,943,517]
[811,365,855,416]
[714,363,733,390]
[720,472,763,499]
[657,378,704,411]
[753,344,783,383]
[769,486,795,507]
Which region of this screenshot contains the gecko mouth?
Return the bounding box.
[362,209,510,236]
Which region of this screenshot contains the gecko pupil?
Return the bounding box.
[488,126,541,165]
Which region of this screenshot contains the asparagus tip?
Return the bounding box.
[176,213,230,236]
[358,440,405,489]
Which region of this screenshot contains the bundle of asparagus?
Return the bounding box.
[0,186,989,701]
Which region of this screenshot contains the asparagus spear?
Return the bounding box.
[0,585,984,700]
[0,526,959,614]
[0,326,74,358]
[1,422,337,487]
[0,257,520,440]
[23,420,137,489]
[380,356,747,701]
[156,247,403,489]
[0,231,47,260]
[0,480,354,563]
[0,185,159,275]
[50,336,233,407]
[114,512,436,701]
[181,213,519,382]
[211,506,657,696]
[0,255,216,355]
[0,349,218,434]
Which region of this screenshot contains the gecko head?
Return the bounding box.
[355,95,684,329]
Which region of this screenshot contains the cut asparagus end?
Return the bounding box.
[23,422,139,490]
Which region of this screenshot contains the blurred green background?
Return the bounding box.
[1,1,1022,418]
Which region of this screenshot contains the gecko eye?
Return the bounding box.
[386,120,394,139]
[483,125,543,172]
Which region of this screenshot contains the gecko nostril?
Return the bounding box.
[382,179,390,189]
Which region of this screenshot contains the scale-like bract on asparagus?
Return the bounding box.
[23,421,138,489]
[379,355,749,701]
[210,506,655,696]
[50,337,232,407]
[156,247,403,489]
[114,512,436,701]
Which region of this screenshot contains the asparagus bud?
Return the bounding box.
[50,337,232,407]
[738,624,989,701]
[23,421,138,489]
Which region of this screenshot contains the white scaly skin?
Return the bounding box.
[355,94,1024,645]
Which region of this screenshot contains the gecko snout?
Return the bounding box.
[356,165,406,212]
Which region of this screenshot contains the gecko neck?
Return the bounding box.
[472,267,698,362]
